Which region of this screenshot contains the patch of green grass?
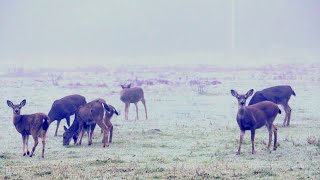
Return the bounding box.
[142,143,157,148]
[34,171,52,177]
[253,168,277,177]
[90,158,126,165]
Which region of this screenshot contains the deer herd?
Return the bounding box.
[6,84,295,158]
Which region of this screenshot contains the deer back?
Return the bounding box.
[77,100,105,125]
[48,94,86,120]
[238,101,279,130]
[13,113,48,135]
[249,86,295,105]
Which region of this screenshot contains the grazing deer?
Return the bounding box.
[7,99,50,158]
[74,99,113,147]
[62,117,81,146]
[231,89,281,155]
[48,94,87,136]
[120,84,147,120]
[62,104,119,146]
[248,85,296,126]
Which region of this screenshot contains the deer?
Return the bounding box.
[73,99,114,147]
[120,84,147,120]
[231,89,281,155]
[48,94,87,136]
[248,85,296,127]
[62,103,119,146]
[7,99,50,158]
[99,104,119,143]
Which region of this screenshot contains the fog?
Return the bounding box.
[1,0,319,69]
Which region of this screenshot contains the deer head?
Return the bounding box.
[231,89,254,108]
[7,99,26,115]
[121,84,131,89]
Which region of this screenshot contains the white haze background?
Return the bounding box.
[0,0,319,69]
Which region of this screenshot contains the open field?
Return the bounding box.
[0,63,320,179]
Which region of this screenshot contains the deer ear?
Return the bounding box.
[121,85,125,89]
[231,90,238,97]
[64,126,68,132]
[246,89,254,97]
[20,99,26,107]
[7,100,14,108]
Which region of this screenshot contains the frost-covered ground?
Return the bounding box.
[0,63,320,179]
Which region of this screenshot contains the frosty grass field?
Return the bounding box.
[0,63,320,179]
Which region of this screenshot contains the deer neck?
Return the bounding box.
[12,114,22,126]
[237,106,246,120]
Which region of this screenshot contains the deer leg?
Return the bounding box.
[267,125,273,153]
[55,120,61,136]
[76,126,84,145]
[66,116,71,127]
[41,131,46,158]
[237,130,245,155]
[87,125,91,145]
[281,104,288,127]
[141,98,148,120]
[134,103,139,120]
[30,135,39,157]
[273,124,278,150]
[88,125,95,146]
[105,120,113,143]
[22,134,26,156]
[286,105,292,126]
[97,121,109,147]
[26,135,30,155]
[251,129,256,154]
[125,103,130,120]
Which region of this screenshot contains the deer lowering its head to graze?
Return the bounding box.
[231,89,281,155]
[120,84,147,120]
[249,85,296,126]
[62,103,119,146]
[7,99,50,158]
[74,99,113,147]
[48,94,87,136]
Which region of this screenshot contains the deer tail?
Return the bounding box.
[42,115,50,131]
[290,86,296,96]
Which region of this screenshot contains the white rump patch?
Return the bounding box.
[102,104,107,120]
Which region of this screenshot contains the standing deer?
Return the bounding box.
[75,99,112,147]
[120,84,147,120]
[231,89,281,155]
[99,104,119,143]
[248,85,296,126]
[48,94,86,136]
[7,99,50,158]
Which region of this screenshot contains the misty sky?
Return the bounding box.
[1,0,319,68]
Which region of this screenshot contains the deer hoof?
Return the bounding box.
[236,152,240,155]
[103,144,109,148]
[27,151,30,155]
[252,150,256,154]
[273,147,277,151]
[23,153,26,156]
